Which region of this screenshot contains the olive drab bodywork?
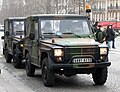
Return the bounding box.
[2,17,26,68]
[23,14,111,87]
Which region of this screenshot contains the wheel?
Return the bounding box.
[4,49,12,63]
[13,49,22,68]
[25,53,35,77]
[42,57,55,87]
[92,68,108,85]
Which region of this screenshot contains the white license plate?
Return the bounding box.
[73,58,92,63]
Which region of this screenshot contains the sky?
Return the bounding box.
[0,0,2,10]
[0,0,2,4]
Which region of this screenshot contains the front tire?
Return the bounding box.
[25,53,35,77]
[13,49,22,68]
[92,68,108,85]
[42,57,55,87]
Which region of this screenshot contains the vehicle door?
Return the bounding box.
[5,20,13,53]
[31,20,39,65]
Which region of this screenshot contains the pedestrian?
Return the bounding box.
[95,25,106,43]
[111,29,116,49]
[101,27,106,42]
[105,25,113,49]
[93,21,99,33]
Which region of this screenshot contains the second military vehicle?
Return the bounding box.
[2,17,26,68]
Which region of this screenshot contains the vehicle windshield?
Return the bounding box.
[40,19,91,38]
[13,21,24,36]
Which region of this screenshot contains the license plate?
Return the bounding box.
[73,58,92,63]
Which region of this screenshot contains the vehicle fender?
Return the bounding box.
[40,50,51,66]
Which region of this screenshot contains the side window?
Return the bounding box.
[13,21,24,36]
[35,22,38,39]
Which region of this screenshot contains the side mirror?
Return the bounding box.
[29,32,35,40]
[5,31,10,36]
[1,36,4,39]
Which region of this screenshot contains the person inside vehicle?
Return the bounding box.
[41,22,52,33]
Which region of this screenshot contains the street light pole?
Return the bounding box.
[116,11,117,30]
[83,0,86,15]
[79,0,80,15]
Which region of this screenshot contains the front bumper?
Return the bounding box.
[50,62,111,69]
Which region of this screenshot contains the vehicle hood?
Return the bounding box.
[41,38,100,46]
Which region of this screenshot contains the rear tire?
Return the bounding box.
[92,68,108,85]
[42,57,55,87]
[13,49,22,68]
[25,53,35,77]
[4,49,12,63]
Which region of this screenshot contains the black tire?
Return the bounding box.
[42,57,55,87]
[13,49,22,68]
[4,49,12,63]
[92,68,108,85]
[25,53,35,77]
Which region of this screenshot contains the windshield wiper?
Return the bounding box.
[62,32,81,38]
[43,32,63,38]
[43,32,54,34]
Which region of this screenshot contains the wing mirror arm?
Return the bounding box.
[5,31,10,36]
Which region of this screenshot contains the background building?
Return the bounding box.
[92,0,120,22]
[55,0,88,15]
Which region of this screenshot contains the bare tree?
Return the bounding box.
[0,0,90,24]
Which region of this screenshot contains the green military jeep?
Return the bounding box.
[2,17,26,68]
[23,14,111,87]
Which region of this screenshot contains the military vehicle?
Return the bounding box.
[23,14,111,87]
[1,17,26,68]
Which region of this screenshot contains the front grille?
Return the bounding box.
[64,46,99,63]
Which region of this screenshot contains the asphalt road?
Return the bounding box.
[0,31,120,92]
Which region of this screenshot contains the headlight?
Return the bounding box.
[54,49,63,57]
[100,48,107,55]
[20,44,23,47]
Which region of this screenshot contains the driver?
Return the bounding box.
[41,22,52,33]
